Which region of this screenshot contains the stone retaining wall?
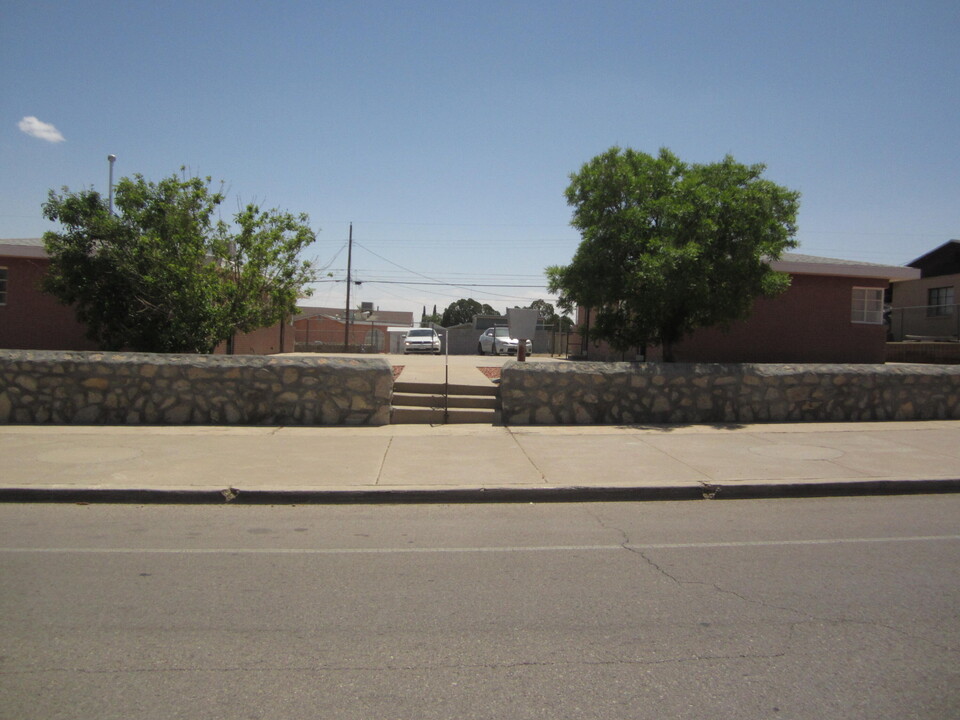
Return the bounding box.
[0,350,392,426]
[500,361,960,425]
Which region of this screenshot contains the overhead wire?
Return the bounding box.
[350,240,543,300]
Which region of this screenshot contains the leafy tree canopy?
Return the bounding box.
[440,298,496,327]
[530,299,556,321]
[41,170,317,353]
[421,304,441,327]
[529,298,574,332]
[546,147,800,360]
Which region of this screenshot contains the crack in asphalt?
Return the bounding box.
[585,510,958,655]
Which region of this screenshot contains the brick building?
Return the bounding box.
[889,239,960,342]
[575,253,919,364]
[0,238,97,351]
[1,237,294,354]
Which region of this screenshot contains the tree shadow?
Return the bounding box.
[615,422,748,432]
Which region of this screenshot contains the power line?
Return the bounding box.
[349,240,530,300]
[356,280,548,288]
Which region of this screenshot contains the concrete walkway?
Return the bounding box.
[290,351,568,386]
[3,419,959,503]
[3,352,959,503]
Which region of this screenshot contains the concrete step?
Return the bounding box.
[391,407,500,424]
[394,381,498,397]
[392,393,499,409]
[391,379,500,424]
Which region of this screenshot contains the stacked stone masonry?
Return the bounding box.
[500,361,960,425]
[0,351,393,426]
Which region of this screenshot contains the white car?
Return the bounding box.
[403,328,442,354]
[478,327,533,356]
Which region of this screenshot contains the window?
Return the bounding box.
[0,267,6,305]
[851,287,883,324]
[927,286,955,317]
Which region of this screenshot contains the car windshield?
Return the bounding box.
[408,329,433,337]
[494,327,511,337]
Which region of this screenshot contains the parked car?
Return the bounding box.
[478,327,533,356]
[403,328,442,354]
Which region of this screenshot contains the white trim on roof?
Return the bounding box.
[771,256,919,281]
[0,238,47,259]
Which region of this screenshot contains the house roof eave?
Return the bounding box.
[771,253,920,281]
[0,238,47,259]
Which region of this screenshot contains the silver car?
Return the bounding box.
[403,328,442,354]
[478,327,532,356]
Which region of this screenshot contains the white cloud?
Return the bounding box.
[18,116,65,143]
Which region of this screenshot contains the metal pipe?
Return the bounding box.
[107,154,116,214]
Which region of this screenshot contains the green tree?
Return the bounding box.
[421,304,441,327]
[440,298,496,327]
[220,202,317,347]
[547,147,799,360]
[530,299,574,332]
[530,299,556,322]
[41,170,317,353]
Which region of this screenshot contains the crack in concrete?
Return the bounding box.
[504,427,547,483]
[698,481,721,499]
[375,437,393,486]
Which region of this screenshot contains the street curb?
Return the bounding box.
[701,478,960,500]
[1,478,959,504]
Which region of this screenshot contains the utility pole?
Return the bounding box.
[107,154,117,215]
[343,223,353,351]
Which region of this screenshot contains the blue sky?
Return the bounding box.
[2,0,958,319]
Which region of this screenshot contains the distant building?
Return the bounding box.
[292,306,415,353]
[889,240,960,342]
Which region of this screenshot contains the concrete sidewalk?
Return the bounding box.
[2,420,959,503]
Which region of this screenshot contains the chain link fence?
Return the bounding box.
[888,304,960,342]
[294,321,392,353]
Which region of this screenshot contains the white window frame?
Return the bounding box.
[851,286,883,325]
[0,266,7,306]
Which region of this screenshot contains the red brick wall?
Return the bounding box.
[0,257,98,351]
[213,322,294,355]
[293,314,391,351]
[1,255,294,355]
[577,274,889,364]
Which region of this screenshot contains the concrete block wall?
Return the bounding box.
[0,350,393,426]
[500,361,960,425]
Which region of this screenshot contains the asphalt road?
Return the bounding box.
[1,497,958,720]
